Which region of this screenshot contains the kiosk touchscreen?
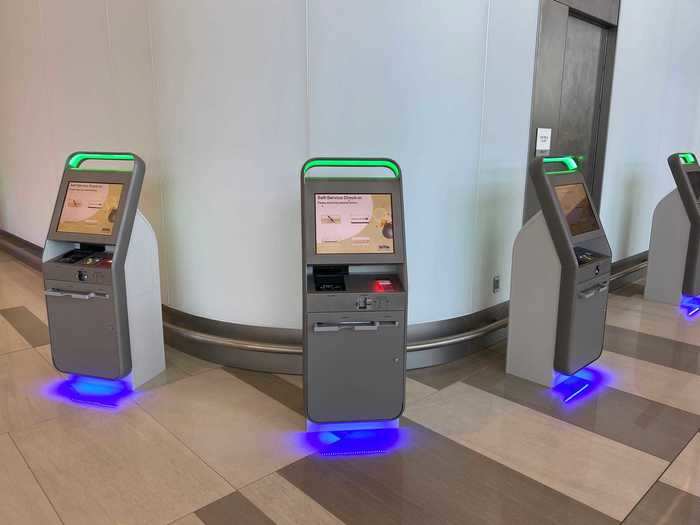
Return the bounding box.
[646,153,700,307]
[42,152,164,387]
[301,158,408,430]
[508,156,611,386]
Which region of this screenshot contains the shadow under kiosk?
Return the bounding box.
[301,158,408,432]
[645,153,700,311]
[508,156,611,387]
[42,152,165,389]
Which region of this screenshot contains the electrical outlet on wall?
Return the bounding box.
[493,274,500,293]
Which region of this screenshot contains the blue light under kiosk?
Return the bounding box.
[552,366,607,405]
[48,375,135,409]
[680,295,700,319]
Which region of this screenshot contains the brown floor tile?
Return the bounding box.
[139,364,189,392]
[240,472,344,525]
[12,404,232,525]
[613,282,645,297]
[0,306,50,347]
[407,348,494,390]
[661,433,700,498]
[196,492,274,525]
[406,382,667,521]
[624,482,700,524]
[282,418,616,525]
[137,369,307,488]
[605,324,700,375]
[171,515,206,525]
[0,314,32,356]
[0,433,62,524]
[226,367,305,416]
[0,348,77,434]
[461,350,700,462]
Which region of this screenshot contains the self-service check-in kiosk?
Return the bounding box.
[42,152,165,388]
[645,153,700,309]
[508,156,611,387]
[301,158,407,431]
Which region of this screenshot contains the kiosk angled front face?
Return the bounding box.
[43,152,145,379]
[301,159,407,424]
[532,156,612,375]
[668,152,700,295]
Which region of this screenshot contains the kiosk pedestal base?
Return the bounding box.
[645,189,690,306]
[306,419,399,433]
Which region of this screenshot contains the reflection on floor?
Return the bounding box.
[0,253,698,525]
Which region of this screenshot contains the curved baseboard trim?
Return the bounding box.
[163,304,509,374]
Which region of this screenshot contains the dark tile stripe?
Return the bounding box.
[612,282,645,297]
[459,344,700,462]
[196,492,274,525]
[605,324,700,375]
[281,419,616,525]
[408,348,494,390]
[0,306,50,347]
[224,368,304,416]
[624,482,700,524]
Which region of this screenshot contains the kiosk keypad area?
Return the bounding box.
[301,159,408,430]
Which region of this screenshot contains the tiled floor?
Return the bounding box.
[0,253,699,524]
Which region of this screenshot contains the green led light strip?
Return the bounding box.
[543,156,579,171]
[679,153,697,165]
[303,159,400,179]
[68,153,135,169]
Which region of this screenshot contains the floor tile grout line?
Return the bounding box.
[134,372,237,493]
[7,431,67,525]
[621,430,700,523]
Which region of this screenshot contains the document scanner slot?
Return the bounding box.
[45,289,110,300]
[313,320,399,333]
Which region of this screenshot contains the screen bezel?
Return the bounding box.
[553,182,600,238]
[48,170,132,245]
[313,192,395,256]
[303,178,405,265]
[549,174,604,243]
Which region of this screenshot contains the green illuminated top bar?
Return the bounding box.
[303,158,400,179]
[543,156,579,172]
[68,152,135,169]
[679,153,697,165]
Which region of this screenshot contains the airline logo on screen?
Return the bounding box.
[315,194,394,255]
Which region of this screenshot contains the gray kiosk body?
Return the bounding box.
[646,153,700,304]
[301,159,408,427]
[42,152,165,385]
[508,156,611,385]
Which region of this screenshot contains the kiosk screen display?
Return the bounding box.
[315,193,394,254]
[554,183,600,237]
[57,182,124,236]
[687,171,700,200]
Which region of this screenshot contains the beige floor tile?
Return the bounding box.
[405,381,668,521]
[405,377,437,407]
[0,433,62,524]
[166,346,220,375]
[607,294,700,346]
[241,472,344,525]
[276,374,303,388]
[0,314,31,356]
[12,404,232,525]
[0,348,77,434]
[138,369,307,488]
[599,351,700,415]
[170,514,206,525]
[139,364,190,392]
[661,433,700,498]
[0,261,48,323]
[35,345,55,368]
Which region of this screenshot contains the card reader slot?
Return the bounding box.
[45,288,110,301]
[313,320,399,333]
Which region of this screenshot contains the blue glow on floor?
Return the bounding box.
[306,419,399,433]
[680,295,700,320]
[44,375,136,410]
[297,425,411,458]
[552,365,610,407]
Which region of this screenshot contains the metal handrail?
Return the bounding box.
[166,261,647,354]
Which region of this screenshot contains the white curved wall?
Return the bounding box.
[1,1,699,330]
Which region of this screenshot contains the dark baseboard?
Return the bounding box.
[0,230,42,270]
[611,251,648,291]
